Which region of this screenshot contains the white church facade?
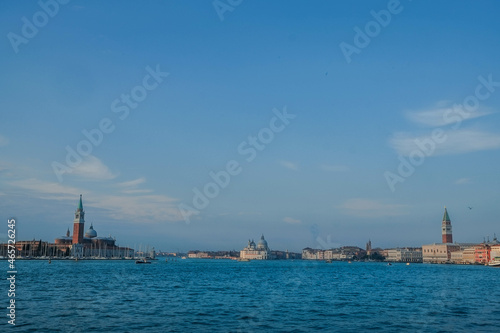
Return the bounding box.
[240,235,271,260]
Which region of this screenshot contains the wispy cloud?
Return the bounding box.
[122,189,153,194]
[0,161,10,173]
[455,178,472,185]
[320,164,349,172]
[390,129,500,156]
[279,160,299,171]
[0,134,9,147]
[283,217,301,224]
[116,178,152,194]
[9,178,82,197]
[8,177,182,223]
[88,194,181,222]
[339,198,409,218]
[406,101,493,127]
[117,177,146,187]
[217,212,262,217]
[72,156,117,180]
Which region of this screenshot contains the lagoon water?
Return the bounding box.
[2,259,499,332]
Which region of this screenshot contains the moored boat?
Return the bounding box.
[135,258,151,264]
[488,257,500,267]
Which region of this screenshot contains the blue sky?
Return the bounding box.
[1,0,499,252]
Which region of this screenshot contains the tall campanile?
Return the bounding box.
[72,194,85,244]
[441,207,453,244]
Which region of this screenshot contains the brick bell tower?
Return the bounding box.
[72,194,85,244]
[441,207,453,244]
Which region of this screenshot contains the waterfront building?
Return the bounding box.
[302,248,324,260]
[240,235,271,260]
[450,250,463,263]
[10,240,64,258]
[490,242,500,264]
[386,248,422,263]
[462,246,477,264]
[474,235,500,264]
[271,250,301,260]
[188,251,212,258]
[302,246,363,261]
[446,243,477,264]
[422,243,460,263]
[422,207,460,263]
[0,195,134,259]
[185,250,239,259]
[324,249,341,260]
[62,195,133,258]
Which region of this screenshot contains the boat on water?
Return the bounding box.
[325,259,332,263]
[488,257,500,267]
[135,258,151,264]
[237,258,250,262]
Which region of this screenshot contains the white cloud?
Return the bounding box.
[390,129,500,156]
[283,217,301,224]
[87,194,181,222]
[117,177,146,188]
[72,156,117,180]
[455,178,472,185]
[116,178,153,194]
[279,160,299,171]
[9,178,82,197]
[8,177,183,223]
[339,198,409,218]
[217,212,262,217]
[406,101,493,127]
[122,189,153,194]
[0,134,9,147]
[320,164,349,172]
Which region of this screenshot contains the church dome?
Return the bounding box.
[85,224,97,238]
[257,235,268,249]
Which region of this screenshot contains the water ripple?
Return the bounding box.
[0,260,499,332]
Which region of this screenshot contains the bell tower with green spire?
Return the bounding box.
[72,194,85,244]
[441,207,453,244]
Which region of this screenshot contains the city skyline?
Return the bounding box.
[2,194,497,253]
[1,1,500,252]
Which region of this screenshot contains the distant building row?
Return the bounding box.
[0,195,133,259]
[302,246,366,260]
[422,207,500,264]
